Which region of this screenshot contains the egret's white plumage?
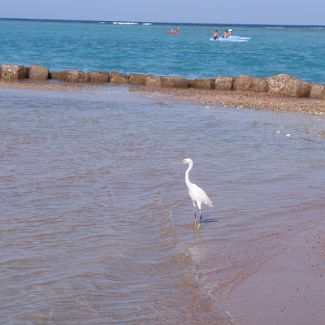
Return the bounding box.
[182,158,213,221]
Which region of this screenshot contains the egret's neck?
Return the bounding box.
[185,162,193,188]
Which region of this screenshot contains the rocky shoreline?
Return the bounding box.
[141,87,325,114]
[1,64,325,114]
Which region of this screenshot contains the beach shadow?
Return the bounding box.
[201,217,218,224]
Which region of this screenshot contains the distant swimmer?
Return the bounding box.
[167,26,180,35]
[212,29,219,40]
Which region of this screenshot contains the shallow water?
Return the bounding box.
[0,20,325,82]
[0,86,324,324]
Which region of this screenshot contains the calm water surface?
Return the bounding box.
[0,86,325,324]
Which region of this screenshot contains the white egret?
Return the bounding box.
[182,158,213,222]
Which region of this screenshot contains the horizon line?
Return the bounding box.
[0,16,324,27]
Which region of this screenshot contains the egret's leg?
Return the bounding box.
[192,201,197,218]
[197,201,202,222]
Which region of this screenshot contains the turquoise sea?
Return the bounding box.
[0,19,325,83]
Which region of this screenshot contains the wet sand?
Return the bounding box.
[0,80,89,91]
[210,216,325,325]
[0,79,325,114]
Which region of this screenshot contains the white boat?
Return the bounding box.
[210,35,251,42]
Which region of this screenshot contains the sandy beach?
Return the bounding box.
[213,214,325,324]
[137,86,325,115]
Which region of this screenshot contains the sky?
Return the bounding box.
[0,0,324,25]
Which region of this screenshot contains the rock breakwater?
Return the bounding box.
[1,63,324,100]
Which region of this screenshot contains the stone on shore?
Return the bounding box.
[309,84,325,100]
[1,64,29,80]
[50,70,87,82]
[29,65,49,80]
[161,76,189,88]
[110,72,129,84]
[146,76,162,87]
[65,70,88,83]
[190,79,215,90]
[129,74,147,85]
[268,74,311,98]
[215,76,234,91]
[233,75,254,91]
[88,72,110,83]
[50,71,66,81]
[251,78,269,92]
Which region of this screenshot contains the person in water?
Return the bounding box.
[212,30,219,40]
[222,29,233,38]
[222,30,228,38]
[168,26,180,34]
